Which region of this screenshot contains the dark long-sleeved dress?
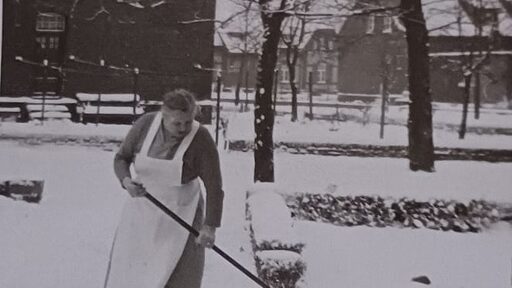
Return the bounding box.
[113,112,224,287]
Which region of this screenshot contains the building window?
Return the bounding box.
[228,58,241,73]
[307,67,314,83]
[317,63,327,84]
[48,36,59,49]
[383,16,392,34]
[366,15,375,34]
[36,36,60,49]
[328,39,334,50]
[280,67,289,83]
[280,66,298,83]
[331,66,338,83]
[36,13,65,32]
[36,37,47,49]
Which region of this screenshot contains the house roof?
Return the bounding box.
[424,0,512,37]
[215,0,350,52]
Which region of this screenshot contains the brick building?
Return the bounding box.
[337,1,408,96]
[1,0,216,101]
[337,0,512,103]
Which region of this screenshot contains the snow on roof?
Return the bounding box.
[215,0,351,51]
[424,0,512,37]
[215,30,261,54]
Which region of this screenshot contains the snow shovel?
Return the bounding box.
[145,193,271,288]
[0,179,44,203]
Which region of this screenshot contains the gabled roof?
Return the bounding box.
[424,0,512,36]
[214,30,261,54]
[215,0,350,52]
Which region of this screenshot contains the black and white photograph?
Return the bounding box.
[1,0,512,287]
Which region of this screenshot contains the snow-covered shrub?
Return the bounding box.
[246,184,307,288]
[287,193,501,233]
[247,186,305,252]
[255,250,306,288]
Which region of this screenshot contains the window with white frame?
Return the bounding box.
[36,13,65,32]
[328,39,334,50]
[280,67,290,83]
[317,63,327,84]
[228,58,241,73]
[366,15,375,34]
[36,36,60,49]
[383,16,392,34]
[280,66,298,83]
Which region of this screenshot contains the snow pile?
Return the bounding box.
[247,184,306,288]
[288,193,502,233]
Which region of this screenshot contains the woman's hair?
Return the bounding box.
[162,89,197,114]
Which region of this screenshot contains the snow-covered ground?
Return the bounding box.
[0,103,511,288]
[0,140,511,288]
[299,221,512,288]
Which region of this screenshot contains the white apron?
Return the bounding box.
[105,112,202,288]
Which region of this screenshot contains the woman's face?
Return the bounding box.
[161,106,194,139]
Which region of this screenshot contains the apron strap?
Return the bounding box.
[140,112,162,156]
[174,121,200,161]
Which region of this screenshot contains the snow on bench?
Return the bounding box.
[0,107,21,113]
[26,104,69,112]
[82,105,144,115]
[0,107,21,121]
[30,111,71,119]
[76,93,140,103]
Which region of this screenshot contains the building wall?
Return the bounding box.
[213,47,258,90]
[1,0,215,101]
[337,14,408,95]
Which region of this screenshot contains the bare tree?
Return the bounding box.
[456,0,498,138]
[281,2,308,122]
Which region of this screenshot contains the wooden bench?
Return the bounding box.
[76,93,143,124]
[0,107,21,122]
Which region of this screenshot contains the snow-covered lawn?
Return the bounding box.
[299,221,512,288]
[0,140,511,288]
[1,103,511,288]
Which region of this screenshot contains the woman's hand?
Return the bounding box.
[196,225,216,248]
[122,177,147,197]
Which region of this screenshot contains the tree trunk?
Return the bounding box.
[289,66,298,121]
[235,58,246,106]
[459,74,472,139]
[253,8,285,182]
[473,70,480,119]
[287,46,299,122]
[400,0,435,172]
[506,56,512,109]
